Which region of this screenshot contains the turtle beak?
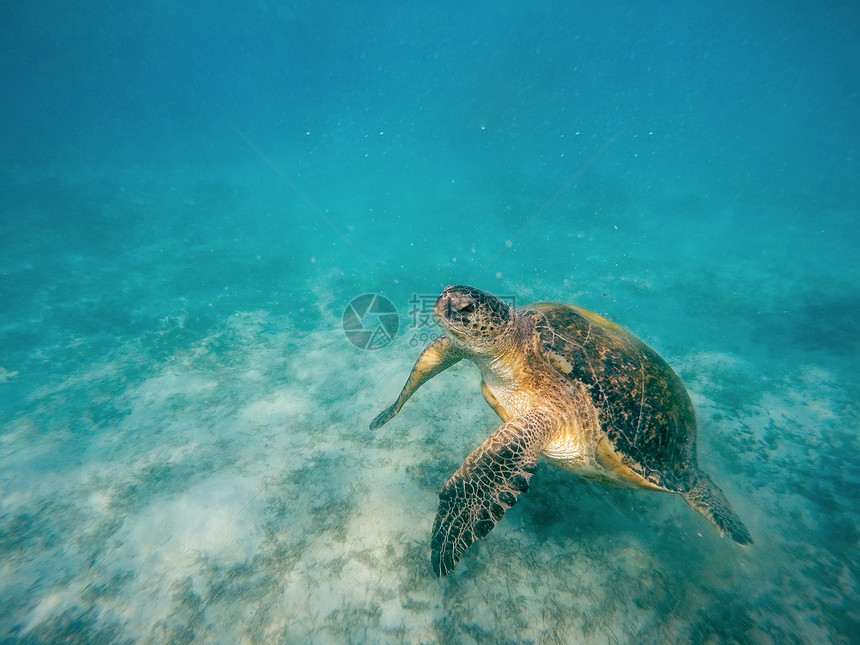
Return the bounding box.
[434,292,452,321]
[434,288,477,324]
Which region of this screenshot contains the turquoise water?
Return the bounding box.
[1,2,857,643]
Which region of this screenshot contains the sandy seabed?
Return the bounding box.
[1,174,857,644]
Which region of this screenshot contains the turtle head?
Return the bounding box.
[434,285,515,353]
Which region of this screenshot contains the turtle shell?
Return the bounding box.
[528,303,698,492]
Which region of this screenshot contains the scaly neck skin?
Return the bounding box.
[465,315,537,418]
[455,312,526,378]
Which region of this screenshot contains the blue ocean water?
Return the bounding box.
[1,1,857,642]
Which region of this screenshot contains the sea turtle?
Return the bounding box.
[371,285,752,576]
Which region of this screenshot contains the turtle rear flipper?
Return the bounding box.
[431,410,553,576]
[683,473,753,545]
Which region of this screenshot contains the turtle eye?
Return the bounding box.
[458,301,476,314]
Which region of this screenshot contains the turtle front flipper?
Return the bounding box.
[682,472,753,545]
[370,336,463,430]
[431,410,554,576]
